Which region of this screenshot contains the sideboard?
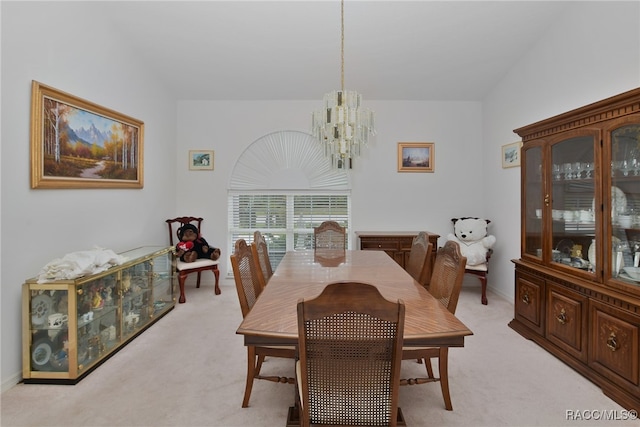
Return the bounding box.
[356,231,439,272]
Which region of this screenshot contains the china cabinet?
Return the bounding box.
[356,231,439,271]
[22,246,175,384]
[509,88,640,410]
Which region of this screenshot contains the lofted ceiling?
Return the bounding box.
[96,1,573,101]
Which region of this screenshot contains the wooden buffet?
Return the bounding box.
[356,231,439,271]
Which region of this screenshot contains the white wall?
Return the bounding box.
[483,1,640,301]
[176,100,483,278]
[1,2,178,389]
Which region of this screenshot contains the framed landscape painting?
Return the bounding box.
[502,141,522,168]
[30,81,144,189]
[189,150,214,170]
[397,142,435,173]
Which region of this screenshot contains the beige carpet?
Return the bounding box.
[1,275,635,427]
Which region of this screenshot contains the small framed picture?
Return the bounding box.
[397,142,435,173]
[189,150,214,170]
[502,141,522,168]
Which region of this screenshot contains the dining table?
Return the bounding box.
[236,248,473,426]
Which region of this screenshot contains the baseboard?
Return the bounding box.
[2,371,22,393]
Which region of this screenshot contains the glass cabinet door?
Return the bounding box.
[549,132,598,277]
[29,287,70,372]
[151,252,174,316]
[609,120,640,287]
[77,271,119,373]
[523,144,543,260]
[121,261,153,339]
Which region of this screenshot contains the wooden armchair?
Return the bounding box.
[296,281,405,427]
[230,239,295,408]
[165,216,220,303]
[251,230,273,286]
[405,231,434,287]
[401,240,466,410]
[313,220,346,249]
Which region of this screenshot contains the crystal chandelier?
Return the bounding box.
[311,0,375,170]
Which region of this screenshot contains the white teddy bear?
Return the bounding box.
[446,217,496,266]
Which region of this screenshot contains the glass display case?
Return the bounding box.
[511,88,640,411]
[22,246,175,384]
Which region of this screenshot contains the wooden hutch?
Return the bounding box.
[510,88,640,411]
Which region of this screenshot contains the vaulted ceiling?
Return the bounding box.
[97,1,573,101]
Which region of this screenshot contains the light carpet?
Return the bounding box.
[1,275,635,427]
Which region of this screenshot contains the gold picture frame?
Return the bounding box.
[188,150,214,170]
[397,142,435,173]
[502,141,522,168]
[30,81,144,189]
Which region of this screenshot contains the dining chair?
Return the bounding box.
[405,231,434,287]
[400,240,466,411]
[230,238,296,408]
[165,216,220,303]
[313,220,346,249]
[296,281,406,427]
[251,230,273,286]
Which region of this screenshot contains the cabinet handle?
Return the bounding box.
[378,244,382,248]
[556,308,567,324]
[522,292,530,305]
[606,332,618,352]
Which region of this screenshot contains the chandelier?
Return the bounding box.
[311,0,376,170]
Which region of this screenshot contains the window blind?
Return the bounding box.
[228,192,350,269]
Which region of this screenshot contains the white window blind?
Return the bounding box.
[228,192,350,269]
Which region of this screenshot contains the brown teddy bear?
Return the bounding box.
[175,224,221,263]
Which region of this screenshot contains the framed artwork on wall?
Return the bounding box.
[397,142,435,173]
[502,141,522,168]
[30,81,144,189]
[189,150,214,170]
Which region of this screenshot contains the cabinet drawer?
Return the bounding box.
[515,271,545,335]
[546,283,588,362]
[589,300,640,394]
[397,236,415,250]
[360,239,400,251]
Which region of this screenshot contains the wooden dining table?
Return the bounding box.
[236,249,473,425]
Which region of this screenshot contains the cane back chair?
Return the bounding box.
[230,238,295,408]
[313,220,346,249]
[400,240,466,411]
[296,281,406,427]
[251,230,273,286]
[405,231,434,287]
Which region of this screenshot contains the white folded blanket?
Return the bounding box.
[36,247,127,283]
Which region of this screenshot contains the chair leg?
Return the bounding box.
[178,272,187,303]
[255,354,266,376]
[438,347,453,410]
[479,274,488,305]
[424,357,435,379]
[213,266,221,295]
[196,271,202,288]
[242,346,257,408]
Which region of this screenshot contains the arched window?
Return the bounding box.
[228,131,352,269]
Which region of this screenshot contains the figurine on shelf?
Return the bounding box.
[175,223,221,263]
[91,286,104,310]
